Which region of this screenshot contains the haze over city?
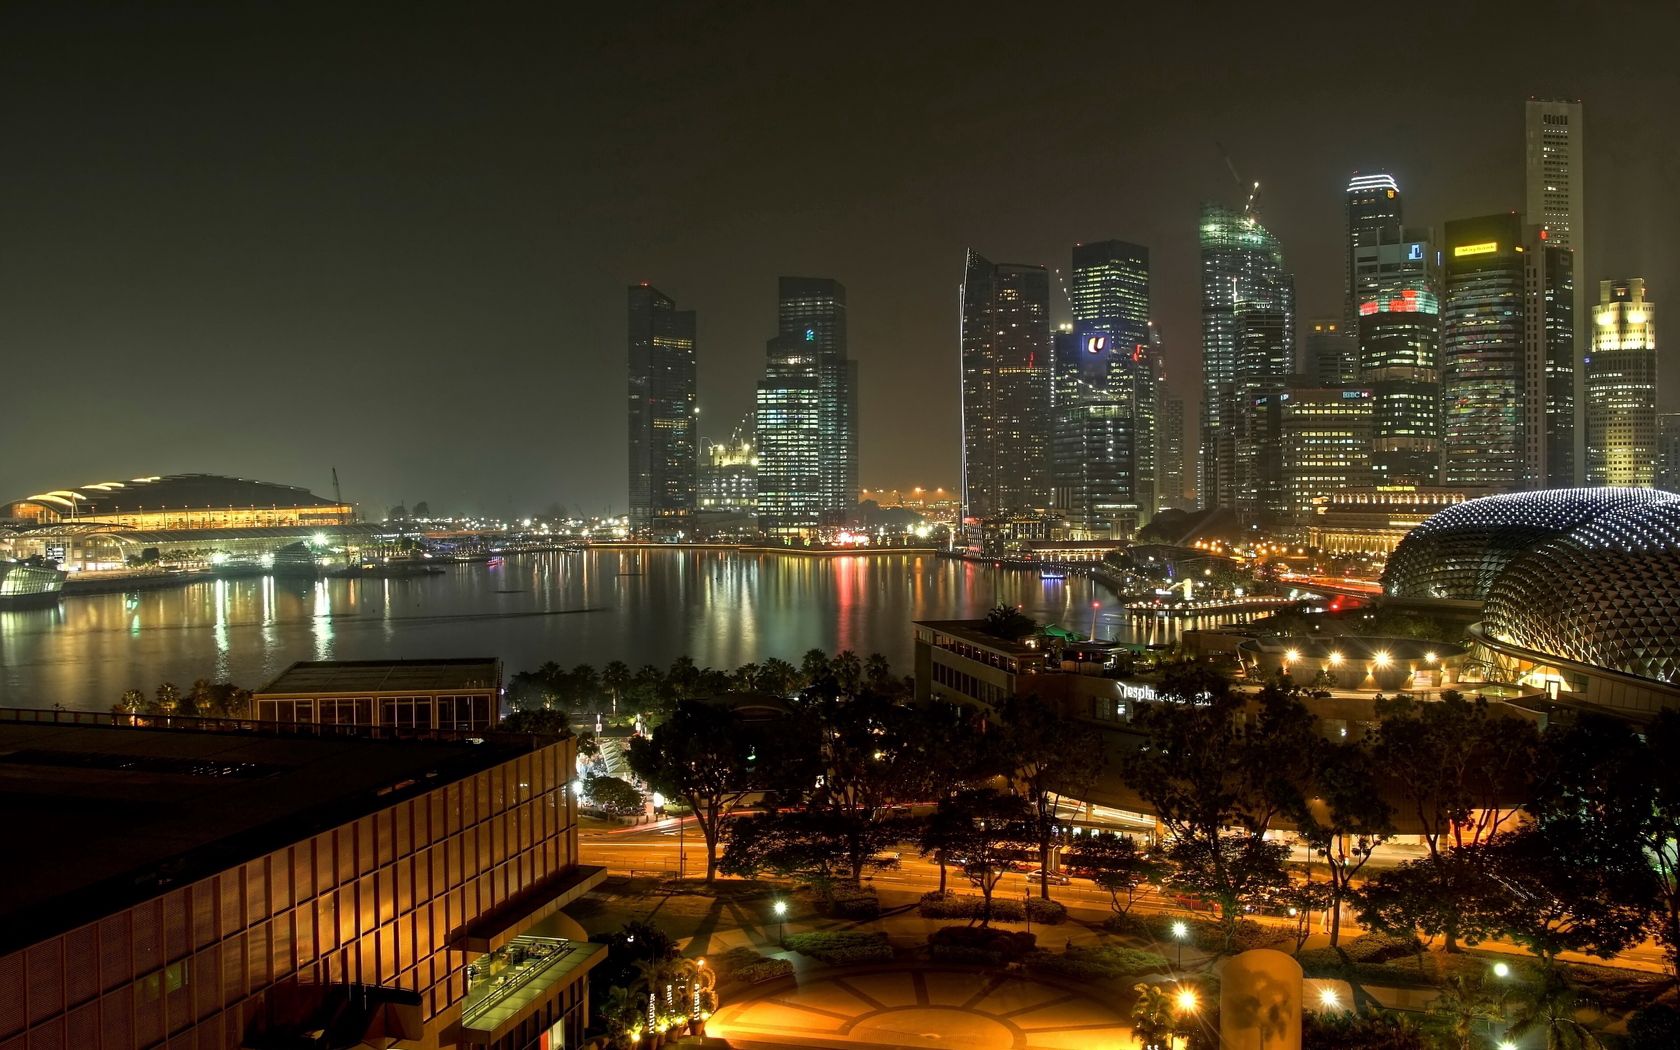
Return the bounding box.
[5,1,1679,515]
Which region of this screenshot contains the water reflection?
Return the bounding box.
[0,549,1137,711]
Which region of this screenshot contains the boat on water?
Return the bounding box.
[1039,566,1066,581]
[0,560,67,607]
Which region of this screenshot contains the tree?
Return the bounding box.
[1359,846,1505,953]
[799,649,832,690]
[1502,970,1605,1050]
[1371,692,1538,950]
[1130,983,1175,1050]
[570,664,601,712]
[1061,831,1166,916]
[720,810,897,895]
[1424,973,1502,1050]
[1299,738,1393,946]
[863,652,896,695]
[584,774,645,816]
[154,681,181,715]
[1478,825,1651,966]
[1642,711,1680,987]
[982,603,1037,641]
[806,692,940,881]
[113,688,146,716]
[626,700,757,881]
[831,650,863,698]
[917,789,1034,926]
[1000,694,1105,900]
[602,660,631,717]
[758,657,800,697]
[503,708,572,734]
[1123,678,1314,950]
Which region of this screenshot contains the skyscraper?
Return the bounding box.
[1199,201,1295,511]
[1345,172,1403,327]
[1658,413,1680,491]
[756,277,857,535]
[1302,318,1357,386]
[1071,241,1150,356]
[1279,386,1374,528]
[626,284,697,533]
[960,252,1053,523]
[1526,99,1585,480]
[1442,215,1574,492]
[1586,279,1658,486]
[1442,215,1526,491]
[1356,228,1441,485]
[1158,393,1186,511]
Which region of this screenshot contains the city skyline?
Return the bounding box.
[5,5,1680,516]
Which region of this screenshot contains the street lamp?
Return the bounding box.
[1171,921,1188,968]
[1317,988,1341,1010]
[1492,961,1510,979]
[773,899,788,945]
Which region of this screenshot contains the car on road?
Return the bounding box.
[1024,867,1071,885]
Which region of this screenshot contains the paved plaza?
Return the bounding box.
[705,964,1135,1050]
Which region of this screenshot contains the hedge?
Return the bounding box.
[713,946,793,985]
[917,892,1067,925]
[783,931,894,965]
[820,885,881,920]
[1024,945,1170,981]
[928,925,1037,965]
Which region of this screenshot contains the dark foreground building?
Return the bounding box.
[0,717,603,1050]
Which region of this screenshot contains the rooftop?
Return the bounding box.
[915,619,1044,658]
[257,658,503,696]
[0,720,537,953]
[7,473,346,517]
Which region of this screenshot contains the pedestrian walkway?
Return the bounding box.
[706,964,1134,1050]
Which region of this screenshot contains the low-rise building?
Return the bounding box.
[255,659,504,732]
[0,715,603,1050]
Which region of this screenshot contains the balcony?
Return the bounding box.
[460,935,606,1043]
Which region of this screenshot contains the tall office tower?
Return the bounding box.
[1199,201,1295,511]
[1051,324,1157,537]
[1159,393,1186,510]
[1524,231,1576,486]
[626,284,697,533]
[1659,413,1680,491]
[775,277,858,521]
[1234,310,1294,522]
[960,252,1053,523]
[1345,172,1403,326]
[1278,387,1375,529]
[1303,318,1357,385]
[1066,239,1155,524]
[1526,99,1586,480]
[1442,215,1527,492]
[1586,279,1658,486]
[1357,228,1442,485]
[756,331,823,535]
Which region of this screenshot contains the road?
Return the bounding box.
[578,815,1673,974]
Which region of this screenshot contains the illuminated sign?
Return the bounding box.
[1131,343,1145,363]
[1120,683,1157,703]
[1385,189,1396,199]
[1085,334,1108,354]
[1454,242,1499,257]
[1407,243,1424,261]
[804,328,815,342]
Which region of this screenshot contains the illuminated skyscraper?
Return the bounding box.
[1158,392,1186,510]
[700,414,758,514]
[1302,318,1356,386]
[1345,172,1402,326]
[756,277,856,534]
[1356,228,1441,485]
[1526,99,1585,479]
[1659,413,1680,491]
[1585,279,1657,486]
[1199,200,1295,511]
[1442,215,1573,492]
[627,284,697,533]
[1278,387,1374,528]
[960,252,1053,523]
[1071,240,1150,357]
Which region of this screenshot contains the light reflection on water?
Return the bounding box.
[0,549,1190,712]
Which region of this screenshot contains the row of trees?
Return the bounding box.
[112,679,252,718]
[508,648,908,721]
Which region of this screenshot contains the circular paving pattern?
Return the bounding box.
[706,965,1134,1049]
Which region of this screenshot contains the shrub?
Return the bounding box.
[915,892,1065,925]
[1025,945,1170,981]
[783,931,894,965]
[1340,931,1422,965]
[1629,1003,1680,1046]
[928,925,1036,965]
[712,946,793,985]
[1302,1009,1430,1049]
[821,885,880,920]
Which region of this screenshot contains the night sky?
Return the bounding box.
[4,2,1677,518]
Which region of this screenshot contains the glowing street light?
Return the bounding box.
[1492,961,1511,979]
[773,899,788,944]
[1373,650,1392,668]
[1171,920,1188,968]
[1174,986,1199,1014]
[1318,987,1341,1010]
[1329,651,1343,666]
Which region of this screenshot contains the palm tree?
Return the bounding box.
[800,648,832,688]
[832,650,863,697]
[155,681,182,716]
[603,660,631,717]
[1426,974,1503,1050]
[1504,971,1604,1050]
[113,688,146,717]
[759,657,798,697]
[864,652,894,694]
[1131,984,1174,1050]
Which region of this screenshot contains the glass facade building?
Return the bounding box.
[1199,202,1294,512]
[1344,172,1402,327]
[1355,228,1441,486]
[1585,278,1658,487]
[626,285,698,533]
[1442,215,1526,491]
[1526,100,1586,478]
[756,278,857,534]
[1302,318,1356,386]
[960,251,1053,523]
[1278,387,1374,528]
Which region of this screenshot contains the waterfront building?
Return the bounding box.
[1585,279,1658,486]
[1199,201,1295,513]
[1158,393,1186,511]
[1356,228,1441,486]
[1442,214,1545,492]
[756,277,857,535]
[1069,240,1156,523]
[1527,99,1586,476]
[1305,486,1469,555]
[0,716,604,1050]
[626,284,697,534]
[960,251,1053,524]
[1661,413,1680,491]
[1233,311,1294,523]
[699,415,758,514]
[255,658,503,730]
[1302,318,1356,386]
[1278,387,1374,530]
[1344,172,1403,327]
